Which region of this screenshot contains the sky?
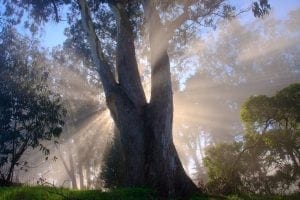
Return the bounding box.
[36,0,300,48]
[0,1,299,48]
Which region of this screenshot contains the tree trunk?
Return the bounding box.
[86,166,91,189]
[106,87,197,197]
[144,50,198,197]
[105,49,197,195]
[78,0,198,197]
[78,163,84,189]
[56,143,78,189]
[106,87,145,187]
[68,152,78,189]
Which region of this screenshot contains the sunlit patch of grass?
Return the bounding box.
[0,186,70,200]
[0,186,299,200]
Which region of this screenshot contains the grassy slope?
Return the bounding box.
[0,187,299,200]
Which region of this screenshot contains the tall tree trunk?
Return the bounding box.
[79,0,198,197]
[78,163,84,189]
[106,87,145,186]
[143,50,198,197]
[68,152,78,189]
[142,0,198,196]
[86,165,91,189]
[55,144,78,189]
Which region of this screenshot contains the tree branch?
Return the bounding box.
[164,0,240,40]
[164,0,197,40]
[78,0,117,96]
[142,0,172,105]
[50,0,60,22]
[6,137,29,181]
[109,2,146,106]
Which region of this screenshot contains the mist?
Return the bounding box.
[173,8,300,182]
[2,4,299,193]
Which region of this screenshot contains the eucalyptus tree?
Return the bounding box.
[2,0,270,197]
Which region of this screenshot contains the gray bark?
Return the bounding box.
[78,0,198,197]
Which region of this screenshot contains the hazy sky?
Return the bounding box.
[36,0,300,48]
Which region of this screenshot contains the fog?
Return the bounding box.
[9,7,300,189]
[173,9,300,181]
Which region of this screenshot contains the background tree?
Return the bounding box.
[204,84,300,195]
[0,27,66,185]
[240,83,300,193]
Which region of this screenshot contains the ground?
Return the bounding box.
[0,186,299,200]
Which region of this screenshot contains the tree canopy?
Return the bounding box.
[204,84,300,195]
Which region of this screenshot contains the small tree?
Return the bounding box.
[204,84,300,195]
[0,27,66,184]
[204,142,244,194]
[240,83,300,193]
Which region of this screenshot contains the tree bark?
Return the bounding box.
[78,0,198,197]
[142,1,198,196]
[68,152,78,189]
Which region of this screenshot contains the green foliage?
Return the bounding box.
[0,27,66,182]
[100,130,125,188]
[241,83,300,133]
[204,84,300,195]
[203,142,244,194]
[252,0,271,18]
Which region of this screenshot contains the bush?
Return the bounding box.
[100,130,125,188]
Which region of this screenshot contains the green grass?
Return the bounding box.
[0,187,156,200]
[226,194,300,200]
[0,186,299,200]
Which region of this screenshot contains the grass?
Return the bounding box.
[0,186,299,200]
[0,187,156,200]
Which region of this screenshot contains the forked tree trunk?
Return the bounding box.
[142,48,197,196]
[106,85,197,197]
[78,0,198,197]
